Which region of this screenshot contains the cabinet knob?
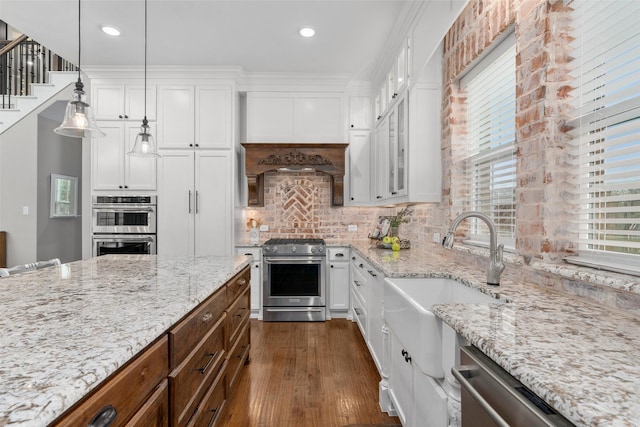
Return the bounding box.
[350,124,354,128]
[124,185,128,189]
[124,115,129,119]
[330,265,334,268]
[118,185,123,189]
[391,191,397,195]
[351,197,354,200]
[195,143,199,147]
[118,115,123,119]
[189,143,193,147]
[377,115,382,120]
[376,196,382,199]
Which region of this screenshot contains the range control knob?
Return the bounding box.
[310,247,316,254]
[319,246,324,253]
[263,247,270,254]
[291,246,297,253]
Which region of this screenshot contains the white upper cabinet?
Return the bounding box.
[92,121,157,191]
[157,84,232,149]
[246,92,345,143]
[346,130,371,205]
[92,83,156,121]
[348,96,371,130]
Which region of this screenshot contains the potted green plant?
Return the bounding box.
[389,207,412,237]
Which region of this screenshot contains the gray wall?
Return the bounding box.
[37,102,83,263]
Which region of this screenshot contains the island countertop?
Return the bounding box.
[346,240,640,427]
[0,254,250,427]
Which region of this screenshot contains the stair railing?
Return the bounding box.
[0,33,77,109]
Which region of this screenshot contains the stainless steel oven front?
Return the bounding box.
[92,195,157,234]
[92,195,157,257]
[262,238,326,321]
[92,234,157,257]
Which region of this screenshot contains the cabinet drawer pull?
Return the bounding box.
[197,351,218,374]
[201,312,213,323]
[88,404,117,427]
[238,278,247,285]
[354,280,362,287]
[206,408,219,427]
[367,270,377,277]
[335,252,345,257]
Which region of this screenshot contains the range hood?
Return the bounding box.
[241,143,348,207]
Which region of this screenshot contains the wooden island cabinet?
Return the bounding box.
[52,265,251,427]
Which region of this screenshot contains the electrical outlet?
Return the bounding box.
[259,224,269,232]
[348,224,358,232]
[22,206,29,215]
[433,232,441,243]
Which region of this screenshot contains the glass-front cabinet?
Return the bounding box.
[385,95,408,199]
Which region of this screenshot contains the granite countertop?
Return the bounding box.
[0,254,250,427]
[347,240,640,427]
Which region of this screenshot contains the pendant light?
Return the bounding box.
[54,0,105,138]
[128,0,160,158]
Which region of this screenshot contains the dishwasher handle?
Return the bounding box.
[452,365,511,427]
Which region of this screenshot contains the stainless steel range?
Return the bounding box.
[262,238,326,321]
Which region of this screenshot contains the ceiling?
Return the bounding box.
[0,0,423,82]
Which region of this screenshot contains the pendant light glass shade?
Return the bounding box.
[127,0,159,157]
[129,118,160,157]
[54,0,104,138]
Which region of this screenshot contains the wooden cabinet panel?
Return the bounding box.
[186,362,228,427]
[169,315,226,427]
[227,287,250,347]
[169,286,227,366]
[227,322,250,393]
[226,268,250,305]
[53,336,168,427]
[124,379,169,427]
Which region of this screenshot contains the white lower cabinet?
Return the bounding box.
[235,246,262,319]
[389,328,448,427]
[328,247,350,318]
[158,151,232,257]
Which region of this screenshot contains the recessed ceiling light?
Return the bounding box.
[102,26,121,37]
[299,27,316,38]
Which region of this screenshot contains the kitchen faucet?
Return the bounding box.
[442,211,505,286]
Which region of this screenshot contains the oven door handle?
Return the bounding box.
[94,236,155,243]
[265,308,325,312]
[93,207,155,213]
[264,257,325,263]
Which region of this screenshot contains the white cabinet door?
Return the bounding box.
[347,131,371,205]
[125,122,157,190]
[389,330,413,427]
[194,152,231,256]
[367,266,384,374]
[92,123,125,190]
[92,122,156,191]
[157,85,195,149]
[329,261,350,311]
[348,96,371,130]
[157,151,195,257]
[373,117,389,201]
[93,83,156,121]
[195,86,232,149]
[158,151,232,257]
[246,92,344,142]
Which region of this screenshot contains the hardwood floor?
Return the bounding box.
[220,319,401,427]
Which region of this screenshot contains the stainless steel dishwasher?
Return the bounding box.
[452,346,575,427]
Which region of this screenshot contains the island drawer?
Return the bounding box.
[124,379,169,427]
[170,286,227,366]
[227,321,250,393]
[185,361,228,427]
[169,314,226,427]
[227,267,250,304]
[53,335,169,427]
[227,286,250,345]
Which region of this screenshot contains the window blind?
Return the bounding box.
[567,0,640,272]
[460,35,516,245]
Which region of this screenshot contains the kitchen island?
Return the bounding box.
[346,240,640,427]
[0,254,250,427]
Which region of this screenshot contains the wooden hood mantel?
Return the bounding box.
[241,143,348,207]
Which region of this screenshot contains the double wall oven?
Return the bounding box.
[262,238,326,321]
[92,195,157,256]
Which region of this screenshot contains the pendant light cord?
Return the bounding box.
[77,0,82,84]
[143,0,148,121]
